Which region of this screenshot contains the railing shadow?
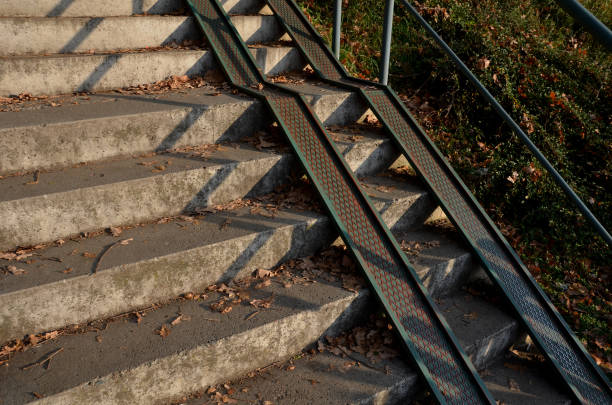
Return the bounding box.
[46,0,76,17]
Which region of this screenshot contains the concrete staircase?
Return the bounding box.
[0,1,571,403]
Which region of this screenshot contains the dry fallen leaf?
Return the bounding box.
[156,324,171,338]
[82,252,97,258]
[7,265,26,275]
[109,227,122,237]
[508,377,520,391]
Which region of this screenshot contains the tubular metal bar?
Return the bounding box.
[185,0,496,403]
[555,0,612,50]
[260,0,612,403]
[332,0,342,58]
[380,0,395,85]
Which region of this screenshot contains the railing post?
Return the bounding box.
[332,0,342,59]
[380,0,395,85]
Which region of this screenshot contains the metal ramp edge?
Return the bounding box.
[185,0,495,403]
[261,0,612,404]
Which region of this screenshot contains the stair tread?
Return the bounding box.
[178,292,518,405]
[482,357,572,404]
[0,269,366,404]
[0,144,278,202]
[0,81,341,130]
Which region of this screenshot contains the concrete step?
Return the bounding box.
[0,84,364,174]
[177,291,519,405]
[0,268,371,404]
[0,121,410,249]
[0,204,467,342]
[0,46,303,97]
[482,356,571,404]
[0,15,287,56]
[0,270,517,404]
[0,0,270,17]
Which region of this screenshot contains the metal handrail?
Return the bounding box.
[331,0,611,245]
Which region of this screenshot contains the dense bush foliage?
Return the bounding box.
[298,0,611,373]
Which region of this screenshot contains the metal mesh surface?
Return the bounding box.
[262,0,611,401]
[269,96,485,404]
[266,0,344,80]
[191,0,260,86]
[186,0,494,402]
[365,90,610,405]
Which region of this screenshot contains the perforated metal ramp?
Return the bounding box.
[262,1,612,404]
[186,0,495,403]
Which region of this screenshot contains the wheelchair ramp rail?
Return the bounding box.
[261,0,612,403]
[185,0,496,403]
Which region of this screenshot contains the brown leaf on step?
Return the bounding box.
[263,401,273,405]
[62,268,73,274]
[254,268,273,278]
[508,377,520,391]
[221,306,233,314]
[170,314,191,326]
[82,252,97,258]
[7,265,26,275]
[206,386,216,395]
[254,279,271,289]
[219,218,232,230]
[0,252,17,260]
[156,324,171,338]
[32,392,44,399]
[95,335,102,343]
[463,312,478,321]
[249,296,274,309]
[151,165,166,173]
[118,238,133,246]
[25,170,40,185]
[108,226,122,237]
[309,379,319,385]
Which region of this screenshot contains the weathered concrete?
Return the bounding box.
[0,46,303,96]
[0,278,371,404]
[0,84,367,175]
[0,15,285,56]
[0,146,292,250]
[178,293,519,405]
[0,0,270,17]
[0,199,466,343]
[483,358,572,404]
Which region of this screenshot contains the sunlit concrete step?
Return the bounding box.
[0,270,372,404]
[178,290,520,405]
[0,201,468,343]
[0,45,303,97]
[0,83,366,174]
[0,0,270,17]
[0,15,287,56]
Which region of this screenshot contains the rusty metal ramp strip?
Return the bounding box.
[186,0,495,403]
[262,0,612,403]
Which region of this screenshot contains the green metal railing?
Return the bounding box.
[332,0,611,245]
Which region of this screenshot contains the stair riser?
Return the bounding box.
[0,16,284,56]
[0,46,303,97]
[32,292,370,405]
[0,0,268,17]
[0,89,366,175]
